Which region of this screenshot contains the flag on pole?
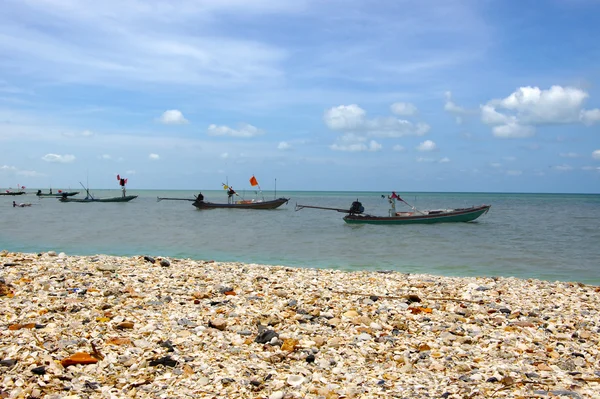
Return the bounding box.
[249,176,259,187]
[223,184,229,190]
[391,191,402,201]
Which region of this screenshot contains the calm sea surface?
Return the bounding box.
[1,190,599,284]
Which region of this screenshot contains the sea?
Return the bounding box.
[1,190,599,285]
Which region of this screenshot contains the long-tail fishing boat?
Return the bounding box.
[295,192,490,225]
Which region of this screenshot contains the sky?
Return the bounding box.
[1,0,600,193]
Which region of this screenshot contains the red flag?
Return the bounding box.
[58,190,62,193]
[124,178,128,185]
[249,176,258,187]
[391,191,402,201]
[117,174,120,181]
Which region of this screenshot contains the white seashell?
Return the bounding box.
[287,375,305,387]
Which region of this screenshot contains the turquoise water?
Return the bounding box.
[1,190,599,284]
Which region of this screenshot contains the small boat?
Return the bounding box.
[59,180,136,203]
[296,192,490,225]
[60,195,138,203]
[0,192,26,196]
[36,190,79,198]
[0,190,26,196]
[193,197,289,210]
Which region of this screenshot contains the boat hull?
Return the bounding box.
[343,205,491,225]
[192,198,289,210]
[0,192,26,196]
[60,195,138,203]
[37,192,79,197]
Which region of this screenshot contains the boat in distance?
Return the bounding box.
[36,190,79,197]
[0,191,26,196]
[193,197,289,210]
[295,192,490,225]
[59,195,138,203]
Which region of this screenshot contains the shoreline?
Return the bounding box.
[1,251,599,398]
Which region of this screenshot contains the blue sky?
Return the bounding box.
[1,0,599,193]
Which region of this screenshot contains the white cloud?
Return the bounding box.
[42,153,76,163]
[1,165,17,172]
[580,109,600,125]
[506,170,522,176]
[495,86,588,124]
[324,104,429,138]
[582,166,600,172]
[149,153,160,160]
[481,104,513,125]
[207,123,264,138]
[444,91,467,114]
[593,150,600,160]
[439,157,450,163]
[277,141,291,150]
[159,110,188,125]
[330,140,382,152]
[481,85,600,138]
[417,140,437,152]
[99,154,112,160]
[62,130,95,138]
[559,152,580,158]
[490,162,502,168]
[392,145,404,151]
[221,153,229,159]
[554,164,574,171]
[417,157,434,162]
[390,102,417,116]
[492,123,535,138]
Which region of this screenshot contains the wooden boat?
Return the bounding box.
[0,191,26,196]
[343,204,491,225]
[193,197,289,210]
[60,195,138,203]
[36,190,79,197]
[296,193,490,225]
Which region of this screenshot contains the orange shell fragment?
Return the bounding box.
[61,352,99,367]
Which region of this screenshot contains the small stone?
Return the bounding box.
[143,256,156,263]
[31,366,46,375]
[148,356,178,367]
[160,259,170,267]
[255,329,278,344]
[208,318,227,331]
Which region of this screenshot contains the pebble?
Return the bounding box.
[0,251,598,398]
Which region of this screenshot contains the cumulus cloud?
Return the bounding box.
[492,123,535,138]
[42,153,76,163]
[444,91,467,114]
[277,141,291,150]
[330,140,382,152]
[390,102,417,116]
[207,123,264,138]
[581,109,600,125]
[417,140,437,152]
[149,153,160,160]
[481,85,600,138]
[159,110,188,125]
[324,104,429,138]
[593,150,600,160]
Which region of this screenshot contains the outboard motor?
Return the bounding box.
[349,200,364,215]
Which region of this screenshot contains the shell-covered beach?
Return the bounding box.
[1,250,599,398]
